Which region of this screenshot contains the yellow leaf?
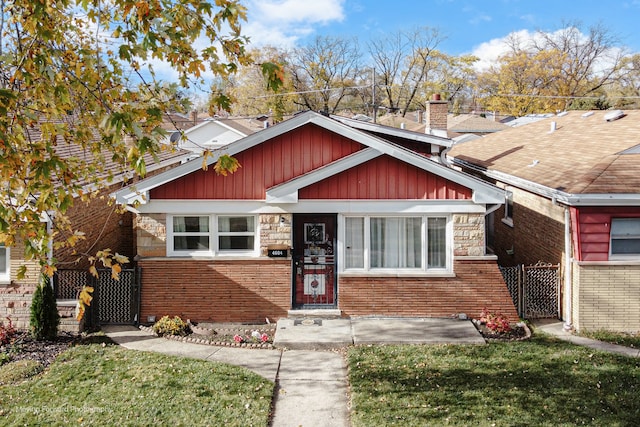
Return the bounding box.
[111,264,122,280]
[89,265,98,277]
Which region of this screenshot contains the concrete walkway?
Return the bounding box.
[532,319,640,358]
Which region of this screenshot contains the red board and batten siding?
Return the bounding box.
[151,124,363,200]
[571,206,640,261]
[299,155,471,200]
[150,123,470,201]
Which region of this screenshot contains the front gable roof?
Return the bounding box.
[113,110,504,205]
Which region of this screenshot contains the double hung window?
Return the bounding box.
[610,218,640,259]
[169,215,257,256]
[344,216,449,272]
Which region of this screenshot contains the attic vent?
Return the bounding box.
[604,110,625,122]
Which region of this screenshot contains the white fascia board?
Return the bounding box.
[137,199,486,215]
[265,148,382,204]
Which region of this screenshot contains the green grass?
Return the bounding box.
[0,340,273,426]
[578,329,640,349]
[347,336,640,426]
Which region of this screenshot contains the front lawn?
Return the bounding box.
[347,336,640,426]
[0,340,273,426]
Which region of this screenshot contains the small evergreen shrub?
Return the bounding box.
[30,275,60,340]
[152,316,190,337]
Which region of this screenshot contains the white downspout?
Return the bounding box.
[563,207,573,330]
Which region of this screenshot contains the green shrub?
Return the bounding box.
[152,316,190,337]
[30,275,60,340]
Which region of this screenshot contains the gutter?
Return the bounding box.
[450,157,640,207]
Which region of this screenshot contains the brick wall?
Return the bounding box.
[138,258,291,323]
[572,262,640,332]
[494,185,565,267]
[339,258,519,322]
[54,184,134,269]
[453,213,485,256]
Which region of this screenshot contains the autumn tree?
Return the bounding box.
[477,23,625,115]
[607,53,640,109]
[368,27,446,116]
[0,1,281,279]
[288,35,363,114]
[477,49,566,116]
[228,46,295,122]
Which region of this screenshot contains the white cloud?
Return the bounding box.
[244,0,346,48]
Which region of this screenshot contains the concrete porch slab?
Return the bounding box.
[273,318,353,350]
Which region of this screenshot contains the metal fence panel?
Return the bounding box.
[499,263,560,319]
[55,268,140,325]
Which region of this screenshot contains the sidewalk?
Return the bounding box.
[531,319,640,358]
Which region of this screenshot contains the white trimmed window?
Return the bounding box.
[168,215,258,256]
[610,218,640,259]
[343,215,450,272]
[0,243,9,283]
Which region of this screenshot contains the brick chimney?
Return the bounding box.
[425,94,448,137]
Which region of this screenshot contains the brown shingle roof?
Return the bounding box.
[447,110,640,194]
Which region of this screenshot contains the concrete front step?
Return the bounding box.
[59,318,79,333]
[287,309,342,319]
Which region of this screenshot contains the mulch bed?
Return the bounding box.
[473,320,531,342]
[1,331,79,368]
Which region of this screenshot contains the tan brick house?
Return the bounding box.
[448,109,640,333]
[114,110,517,324]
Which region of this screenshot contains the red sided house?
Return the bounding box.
[113,111,517,323]
[448,109,640,333]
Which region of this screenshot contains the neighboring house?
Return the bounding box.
[0,122,191,329]
[113,110,518,324]
[376,96,509,138]
[168,117,255,154]
[447,109,640,333]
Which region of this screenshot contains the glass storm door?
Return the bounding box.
[292,214,337,308]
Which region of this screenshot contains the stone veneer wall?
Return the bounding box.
[259,214,292,256]
[453,213,485,257]
[135,213,167,257]
[572,262,640,333]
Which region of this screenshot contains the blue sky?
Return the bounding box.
[243,0,640,63]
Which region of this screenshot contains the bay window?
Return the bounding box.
[168,215,257,256]
[344,215,450,272]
